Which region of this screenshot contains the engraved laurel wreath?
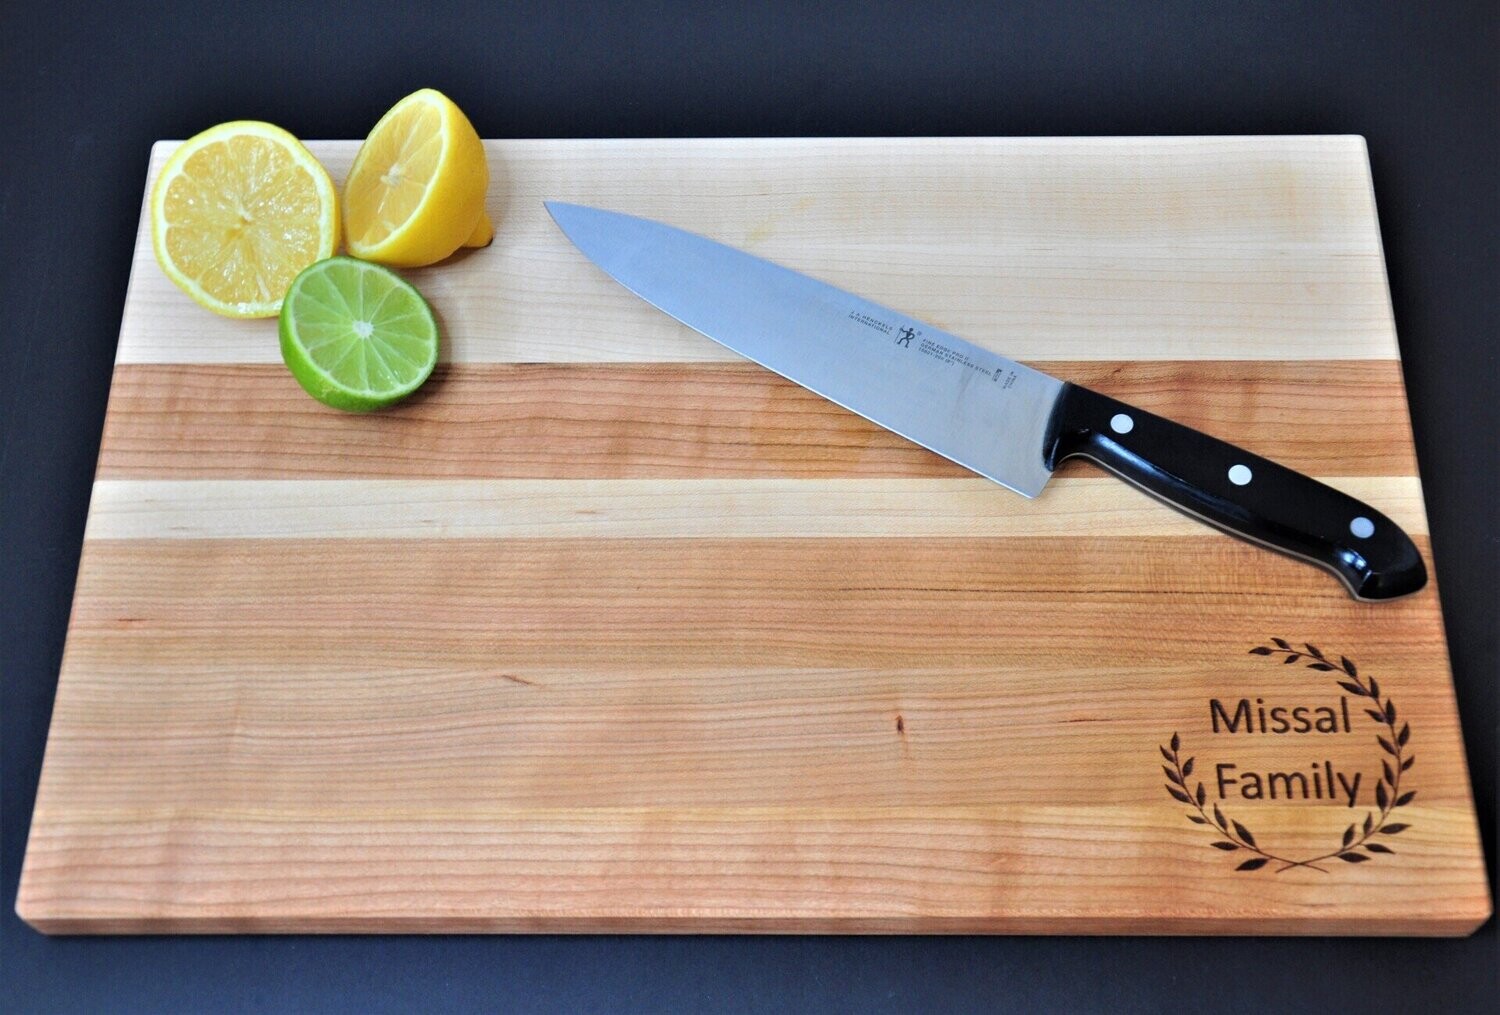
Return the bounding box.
[1160,641,1414,873]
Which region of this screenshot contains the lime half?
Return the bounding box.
[279,256,439,411]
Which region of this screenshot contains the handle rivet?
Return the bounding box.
[1228,464,1253,486]
[1350,516,1375,539]
[1109,413,1134,435]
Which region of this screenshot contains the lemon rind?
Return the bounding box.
[150,121,338,318]
[343,89,483,265]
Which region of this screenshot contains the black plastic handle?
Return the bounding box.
[1042,383,1427,600]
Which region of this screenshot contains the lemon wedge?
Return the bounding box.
[150,121,339,318]
[343,89,489,267]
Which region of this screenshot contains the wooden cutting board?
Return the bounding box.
[18,137,1490,935]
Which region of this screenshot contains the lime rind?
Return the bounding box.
[279,256,439,411]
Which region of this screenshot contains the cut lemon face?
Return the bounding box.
[151,121,339,318]
[343,88,489,267]
[279,256,439,412]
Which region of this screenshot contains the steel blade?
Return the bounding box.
[546,202,1063,497]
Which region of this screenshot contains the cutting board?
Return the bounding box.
[18,137,1490,935]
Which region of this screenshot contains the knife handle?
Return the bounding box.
[1042,383,1427,601]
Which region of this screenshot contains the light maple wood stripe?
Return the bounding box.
[116,137,1401,364]
[82,476,1429,540]
[96,361,1419,479]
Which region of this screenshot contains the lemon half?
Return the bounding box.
[151,121,339,318]
[343,89,489,267]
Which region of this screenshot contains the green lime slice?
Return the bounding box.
[279,256,439,411]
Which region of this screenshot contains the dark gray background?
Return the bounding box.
[2,1,1495,1011]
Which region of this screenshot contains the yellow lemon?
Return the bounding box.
[463,211,494,248]
[151,121,339,318]
[343,89,489,266]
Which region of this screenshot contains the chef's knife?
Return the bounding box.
[546,202,1426,601]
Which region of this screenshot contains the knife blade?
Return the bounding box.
[545,201,1426,601]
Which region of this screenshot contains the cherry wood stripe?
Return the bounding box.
[49,542,1468,810]
[18,804,1485,935]
[97,361,1418,479]
[67,536,1440,674]
[32,529,1481,933]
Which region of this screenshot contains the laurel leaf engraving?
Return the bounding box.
[1171,643,1411,874]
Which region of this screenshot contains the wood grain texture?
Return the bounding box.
[114,137,1402,364]
[18,136,1488,936]
[81,477,1428,540]
[96,361,1419,479]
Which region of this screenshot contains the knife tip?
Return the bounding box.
[543,201,587,232]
